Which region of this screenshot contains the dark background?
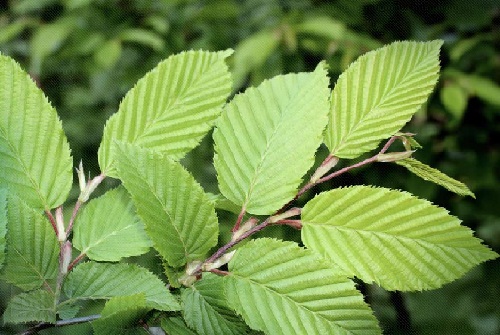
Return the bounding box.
[1,0,499,334]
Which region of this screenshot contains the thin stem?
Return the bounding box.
[21,314,101,335]
[232,207,246,232]
[210,268,230,276]
[67,252,86,272]
[66,200,82,236]
[194,219,270,275]
[45,210,58,235]
[194,136,402,277]
[315,155,378,185]
[274,219,302,229]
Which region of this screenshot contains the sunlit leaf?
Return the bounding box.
[1,195,58,291]
[0,54,73,210]
[214,63,330,215]
[302,186,498,291]
[325,40,442,159]
[116,143,219,267]
[99,50,232,177]
[72,186,152,262]
[225,238,380,335]
[395,158,475,198]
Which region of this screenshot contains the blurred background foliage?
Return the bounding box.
[1,0,500,334]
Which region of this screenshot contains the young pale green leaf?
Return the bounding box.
[1,195,58,291]
[214,63,330,215]
[3,289,56,324]
[98,50,233,177]
[0,55,73,210]
[0,189,7,269]
[325,40,442,159]
[395,158,475,198]
[182,273,249,335]
[161,317,199,335]
[72,186,152,261]
[63,262,181,311]
[92,294,151,335]
[225,238,380,335]
[301,186,499,291]
[115,143,219,268]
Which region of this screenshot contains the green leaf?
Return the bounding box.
[296,16,346,41]
[115,143,219,267]
[94,39,122,69]
[301,186,499,291]
[206,192,241,214]
[0,189,7,270]
[225,238,380,335]
[325,40,442,159]
[92,294,150,335]
[3,289,56,324]
[162,317,199,335]
[119,28,165,52]
[0,55,73,210]
[98,50,232,177]
[72,186,152,262]
[1,195,58,291]
[63,262,181,311]
[465,74,500,106]
[232,30,280,89]
[214,63,330,215]
[30,16,77,72]
[182,273,249,335]
[440,82,468,122]
[395,158,475,198]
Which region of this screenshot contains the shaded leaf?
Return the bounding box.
[1,195,58,291]
[301,186,498,291]
[225,238,380,335]
[325,40,442,159]
[395,158,475,198]
[214,63,330,215]
[63,262,180,311]
[73,186,152,262]
[98,50,232,177]
[3,289,56,324]
[182,273,249,335]
[0,54,73,210]
[92,294,150,335]
[116,143,218,267]
[0,189,6,269]
[161,317,199,335]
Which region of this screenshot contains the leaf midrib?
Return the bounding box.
[303,222,489,254]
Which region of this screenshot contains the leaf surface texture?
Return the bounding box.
[214,64,330,214]
[73,186,151,261]
[225,238,380,335]
[325,40,442,158]
[63,262,180,311]
[1,195,58,290]
[116,143,218,267]
[301,186,498,291]
[99,50,232,177]
[0,55,73,209]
